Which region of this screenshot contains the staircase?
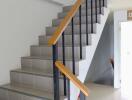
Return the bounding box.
[0,0,109,100]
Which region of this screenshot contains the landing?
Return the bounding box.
[85,83,128,100]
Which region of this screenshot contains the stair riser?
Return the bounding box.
[63,0,107,12]
[39,34,92,45]
[58,7,104,19]
[52,15,101,26]
[46,24,97,36]
[0,89,44,100]
[10,72,65,95]
[21,58,79,75]
[30,46,86,60]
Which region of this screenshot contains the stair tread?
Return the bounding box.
[63,0,107,12]
[52,14,101,26]
[47,23,97,29]
[31,44,87,47]
[58,7,105,18]
[62,6,104,13]
[22,56,83,61]
[63,6,105,12]
[0,84,66,100]
[45,32,94,35]
[11,68,70,78]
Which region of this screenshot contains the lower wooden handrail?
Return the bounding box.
[55,61,89,96]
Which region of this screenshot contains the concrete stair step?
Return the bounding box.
[46,23,97,36]
[39,34,92,46]
[0,84,66,100]
[21,56,81,75]
[58,7,104,19]
[52,14,101,26]
[10,69,68,95]
[30,45,86,60]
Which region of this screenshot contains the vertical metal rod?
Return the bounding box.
[53,44,60,100]
[103,0,105,7]
[71,18,75,75]
[99,0,102,14]
[67,79,70,100]
[79,6,82,59]
[95,0,98,23]
[80,91,86,100]
[62,32,67,96]
[91,0,93,33]
[86,0,88,45]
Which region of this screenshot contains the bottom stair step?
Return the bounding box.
[0,84,66,100]
[10,68,67,95]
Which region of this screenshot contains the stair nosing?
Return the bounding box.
[22,56,83,61]
[45,32,96,36]
[11,69,65,79]
[31,44,87,47]
[63,5,107,11]
[62,6,105,13]
[47,23,97,29]
[54,14,101,20]
[58,7,105,17]
[11,69,78,78]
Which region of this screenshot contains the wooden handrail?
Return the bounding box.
[48,0,84,46]
[55,61,89,96]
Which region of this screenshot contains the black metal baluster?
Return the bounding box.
[53,44,60,100]
[91,0,93,33]
[95,0,98,23]
[86,0,88,45]
[103,0,105,7]
[62,32,67,96]
[79,6,82,59]
[99,0,102,14]
[71,18,75,75]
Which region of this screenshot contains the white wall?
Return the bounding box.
[53,0,76,5]
[110,0,132,10]
[0,0,62,85]
[114,10,127,88]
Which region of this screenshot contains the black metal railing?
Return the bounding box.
[52,0,105,100]
[52,44,60,100]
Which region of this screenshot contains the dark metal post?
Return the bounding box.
[99,0,102,14]
[79,6,82,59]
[71,18,75,75]
[86,0,88,45]
[103,0,105,7]
[91,0,93,33]
[62,32,67,96]
[53,44,60,100]
[95,0,98,23]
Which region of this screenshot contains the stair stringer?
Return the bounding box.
[69,7,110,100]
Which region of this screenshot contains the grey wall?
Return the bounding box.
[86,12,114,85]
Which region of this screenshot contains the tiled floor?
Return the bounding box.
[85,83,131,100]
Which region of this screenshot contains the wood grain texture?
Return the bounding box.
[55,61,89,96]
[48,0,84,46]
